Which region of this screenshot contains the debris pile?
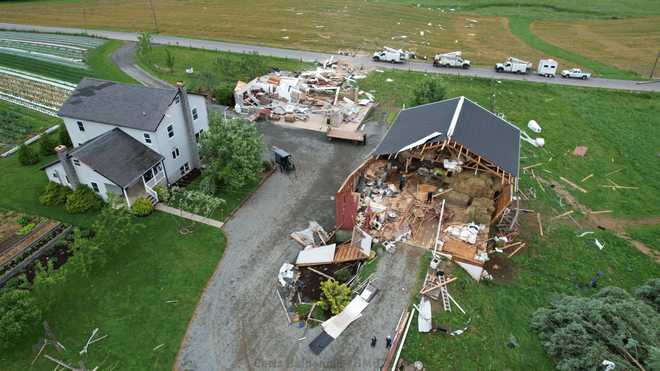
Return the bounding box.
[234,58,374,134]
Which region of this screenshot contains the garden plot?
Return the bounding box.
[0,31,104,69]
[0,66,75,116]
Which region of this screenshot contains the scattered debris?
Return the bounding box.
[527,120,542,133]
[560,176,588,193]
[574,146,588,157]
[594,239,605,250]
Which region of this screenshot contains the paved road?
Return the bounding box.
[176,121,422,370]
[111,41,172,89]
[1,22,659,93]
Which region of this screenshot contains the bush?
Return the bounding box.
[317,280,352,316]
[16,215,30,226]
[154,185,170,203]
[0,288,41,350]
[131,197,154,217]
[17,223,35,236]
[410,77,447,107]
[213,82,235,106]
[39,181,72,206]
[262,160,273,172]
[17,144,39,166]
[65,186,103,214]
[39,134,56,156]
[635,278,660,312]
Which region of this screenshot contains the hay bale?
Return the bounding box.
[452,173,495,198]
[444,191,470,207]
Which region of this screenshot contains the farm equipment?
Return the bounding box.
[495,57,532,74]
[537,59,558,77]
[372,47,412,63]
[433,51,471,69]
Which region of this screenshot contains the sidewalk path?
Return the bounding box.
[155,204,224,229]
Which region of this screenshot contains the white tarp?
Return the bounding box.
[418,296,432,332]
[456,261,485,281]
[295,244,336,266]
[321,295,369,339]
[278,263,295,287]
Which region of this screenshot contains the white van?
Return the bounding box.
[537,59,558,77]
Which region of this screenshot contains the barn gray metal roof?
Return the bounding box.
[70,128,163,187]
[374,96,520,176]
[58,78,177,132]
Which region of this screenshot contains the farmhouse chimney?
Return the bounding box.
[55,145,79,189]
[176,81,201,169]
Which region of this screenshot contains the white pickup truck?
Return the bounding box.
[561,68,591,80]
[433,51,471,69]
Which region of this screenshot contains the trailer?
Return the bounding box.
[433,51,471,69]
[495,57,532,74]
[537,59,558,77]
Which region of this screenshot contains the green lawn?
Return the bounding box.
[360,70,660,219]
[0,100,62,154]
[0,136,230,369]
[86,39,137,84]
[626,225,659,252]
[508,18,640,79]
[137,45,312,91]
[402,224,660,370]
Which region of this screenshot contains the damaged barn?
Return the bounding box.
[336,96,521,281]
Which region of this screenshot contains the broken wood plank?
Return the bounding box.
[605,168,623,176]
[537,213,544,237]
[522,162,543,170]
[551,210,574,220]
[560,176,588,193]
[501,241,523,250]
[589,210,613,214]
[580,174,594,182]
[275,289,291,324]
[307,267,334,281]
[44,355,77,371]
[508,243,526,258]
[420,277,456,295]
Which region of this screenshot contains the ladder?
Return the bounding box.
[439,275,451,312]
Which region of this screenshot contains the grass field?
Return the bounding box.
[627,225,659,253]
[136,45,311,91]
[532,17,660,78]
[359,70,660,219]
[0,100,61,153]
[3,0,656,78]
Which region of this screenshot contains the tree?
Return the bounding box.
[58,122,72,147]
[170,187,224,234]
[0,288,41,349]
[317,280,352,315]
[635,278,660,312]
[17,144,39,166]
[410,77,447,107]
[39,134,56,156]
[200,115,265,192]
[531,286,660,371]
[165,48,175,71]
[137,31,152,57]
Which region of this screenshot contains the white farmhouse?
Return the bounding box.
[42,78,209,206]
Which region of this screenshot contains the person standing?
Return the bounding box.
[385,335,393,349]
[371,336,377,347]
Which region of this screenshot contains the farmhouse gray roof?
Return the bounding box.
[70,128,163,187]
[374,96,520,176]
[58,78,178,132]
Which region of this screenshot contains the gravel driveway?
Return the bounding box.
[176,121,422,370]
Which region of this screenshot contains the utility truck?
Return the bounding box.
[537,59,558,77]
[495,57,532,74]
[561,68,591,80]
[372,47,412,63]
[433,51,471,69]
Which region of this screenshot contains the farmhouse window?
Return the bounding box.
[180,166,185,176]
[167,125,174,138]
[77,121,85,131]
[184,162,190,172]
[144,133,152,144]
[73,159,80,166]
[192,108,199,120]
[91,182,100,193]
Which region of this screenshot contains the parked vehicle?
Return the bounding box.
[537,59,558,77]
[433,51,470,69]
[561,68,591,80]
[273,146,295,172]
[372,47,412,63]
[495,57,532,74]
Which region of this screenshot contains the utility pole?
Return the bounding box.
[650,51,660,80]
[82,7,88,35]
[147,0,159,33]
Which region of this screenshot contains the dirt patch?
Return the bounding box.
[297,262,359,302]
[484,253,516,282]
